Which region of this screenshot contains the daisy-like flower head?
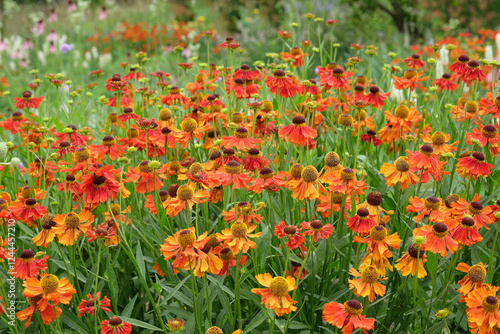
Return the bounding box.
[457,151,493,180]
[218,221,262,254]
[160,227,208,271]
[251,273,297,316]
[278,115,317,147]
[11,249,48,279]
[322,299,375,334]
[349,265,386,302]
[287,165,323,201]
[265,69,299,98]
[379,156,419,190]
[16,293,62,328]
[101,315,132,334]
[78,292,112,317]
[301,220,333,242]
[407,196,445,223]
[413,222,458,257]
[465,285,500,333]
[23,273,76,306]
[395,243,427,278]
[456,262,487,297]
[52,210,94,246]
[449,54,469,74]
[347,208,377,235]
[167,318,185,332]
[221,127,261,150]
[275,221,306,252]
[33,213,57,247]
[450,216,483,246]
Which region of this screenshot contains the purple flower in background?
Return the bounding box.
[60,43,72,53]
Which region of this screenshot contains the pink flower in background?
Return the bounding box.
[68,0,77,12]
[0,39,6,52]
[48,8,58,22]
[49,42,57,54]
[32,20,45,36]
[99,7,107,20]
[23,39,33,50]
[46,30,58,43]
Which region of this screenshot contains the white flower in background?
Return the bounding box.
[0,142,8,161]
[99,53,112,68]
[390,82,404,102]
[485,45,494,62]
[91,46,99,59]
[439,47,449,65]
[496,33,500,55]
[435,60,444,78]
[38,51,47,66]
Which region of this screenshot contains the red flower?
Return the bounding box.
[434,73,459,91]
[361,130,382,146]
[347,208,377,235]
[11,249,48,279]
[365,85,390,108]
[101,316,132,334]
[301,220,333,242]
[14,91,43,109]
[322,299,375,334]
[78,292,112,317]
[404,54,426,69]
[265,70,300,98]
[221,127,261,150]
[448,54,470,75]
[457,152,493,180]
[319,67,353,91]
[278,115,317,147]
[461,60,486,85]
[79,164,121,205]
[393,70,428,92]
[275,221,306,252]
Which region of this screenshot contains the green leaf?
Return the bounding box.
[119,316,162,331]
[243,310,268,333]
[135,241,146,278]
[121,294,138,318]
[106,265,118,311]
[61,308,90,334]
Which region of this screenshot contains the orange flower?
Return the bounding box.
[354,225,401,276]
[275,221,306,252]
[217,222,261,254]
[16,294,62,328]
[347,208,377,235]
[90,136,127,161]
[357,191,394,224]
[23,273,76,307]
[319,67,353,91]
[10,198,47,227]
[322,299,375,334]
[265,70,300,98]
[287,165,324,201]
[77,292,112,317]
[407,144,441,173]
[379,156,419,190]
[101,315,132,334]
[449,216,483,246]
[412,222,458,257]
[79,164,121,205]
[466,124,500,156]
[451,194,493,230]
[160,227,208,271]
[124,160,168,193]
[465,285,500,333]
[222,202,264,226]
[33,213,57,247]
[164,184,208,217]
[327,168,367,196]
[278,116,317,147]
[216,247,248,277]
[0,111,27,134]
[420,131,459,156]
[251,273,297,316]
[348,266,387,302]
[301,220,333,242]
[404,54,426,69]
[221,127,261,150]
[249,167,287,194]
[406,196,446,223]
[11,249,48,279]
[14,91,44,109]
[193,242,223,277]
[457,152,493,180]
[456,262,487,297]
[209,161,253,190]
[392,70,428,92]
[395,243,427,278]
[52,209,94,246]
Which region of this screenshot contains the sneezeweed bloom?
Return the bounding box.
[16,294,62,327]
[348,265,386,302]
[406,196,446,223]
[456,152,493,180]
[322,299,375,334]
[404,54,426,69]
[221,127,261,150]
[11,249,48,279]
[85,224,117,244]
[434,73,459,91]
[328,168,367,195]
[249,167,287,193]
[420,131,459,156]
[78,292,112,317]
[413,222,458,257]
[278,116,317,147]
[275,221,306,252]
[465,286,500,333]
[0,111,28,134]
[164,184,208,217]
[218,221,261,254]
[407,144,440,174]
[209,160,252,190]
[33,213,57,247]
[449,216,483,246]
[80,164,121,205]
[287,165,324,200]
[301,220,333,242]
[449,54,469,75]
[392,70,428,92]
[216,247,248,277]
[347,208,377,235]
[160,227,208,271]
[461,60,486,85]
[379,156,419,190]
[52,210,94,246]
[466,124,500,156]
[124,160,167,193]
[243,148,269,172]
[23,273,76,306]
[319,67,353,91]
[14,91,44,109]
[222,202,264,226]
[360,129,382,146]
[251,273,297,316]
[456,262,487,297]
[101,316,132,334]
[10,198,47,227]
[265,69,299,98]
[357,191,394,224]
[395,242,427,278]
[354,225,401,262]
[450,194,493,230]
[167,318,185,332]
[365,85,390,108]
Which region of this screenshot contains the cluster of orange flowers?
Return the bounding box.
[2,16,500,333]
